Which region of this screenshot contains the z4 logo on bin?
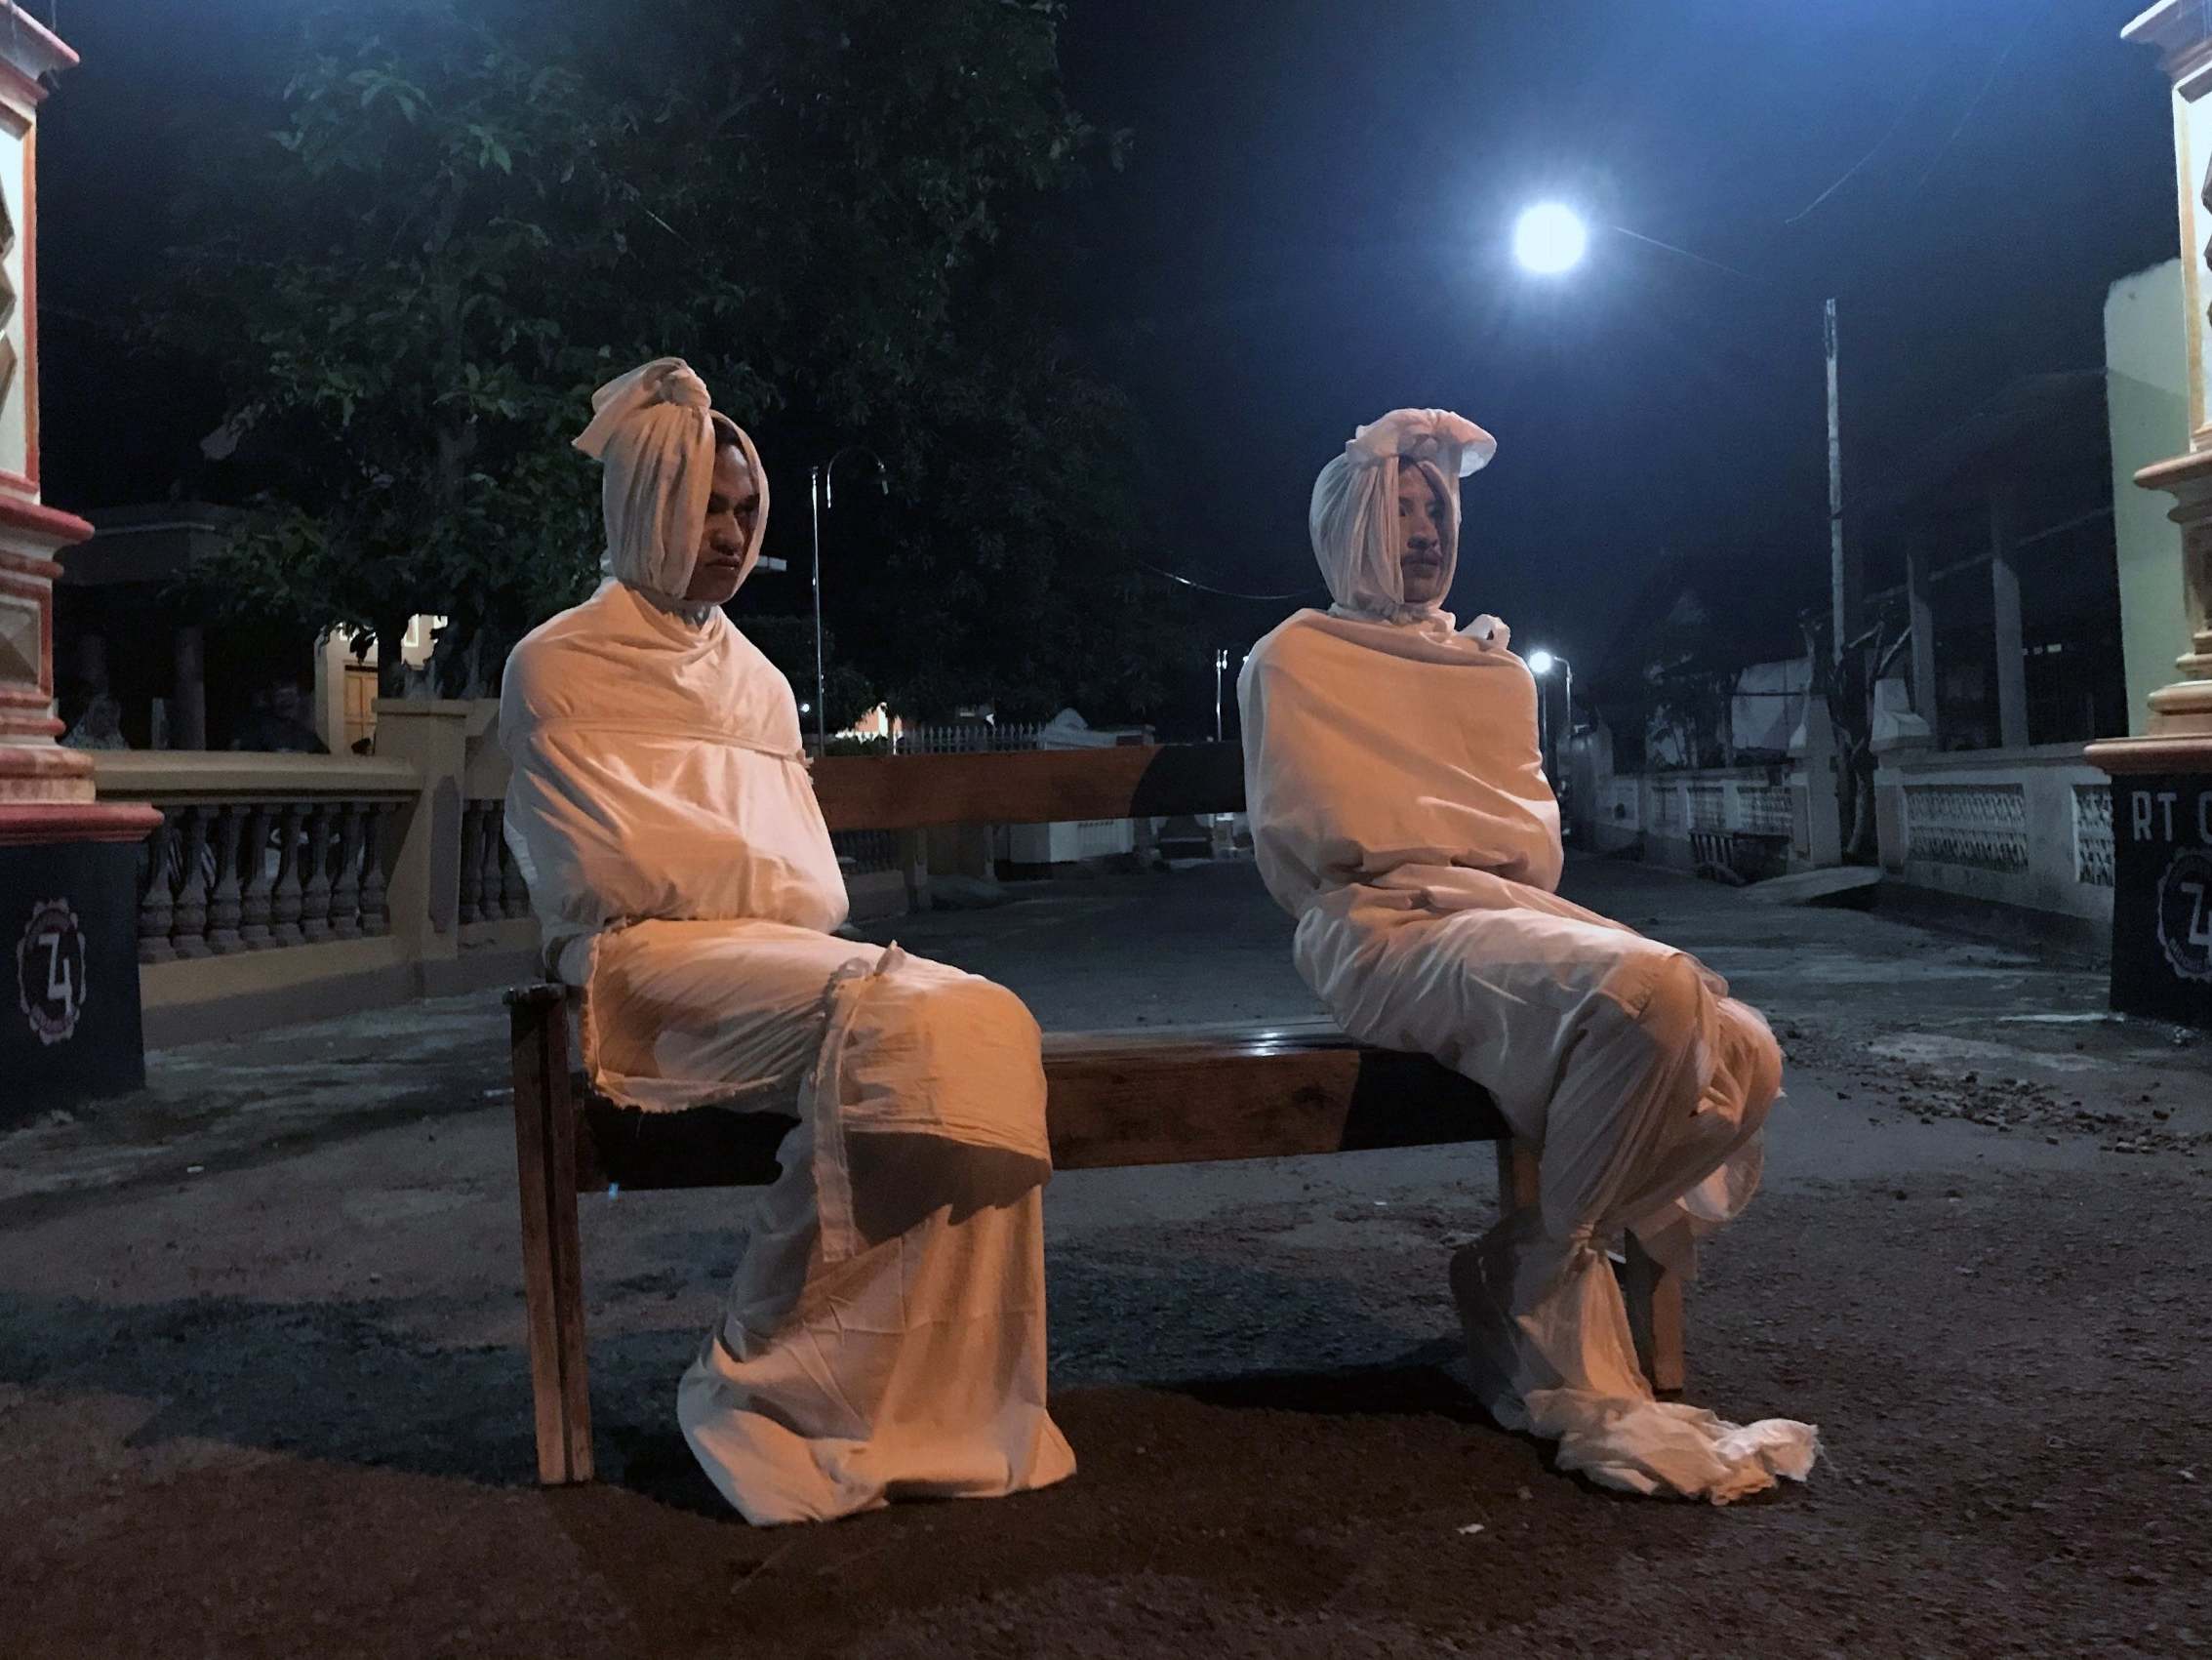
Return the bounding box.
[16,898,88,1046]
[2155,849,2212,985]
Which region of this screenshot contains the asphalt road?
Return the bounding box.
[3,857,2205,1657]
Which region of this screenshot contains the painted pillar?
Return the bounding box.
[2090,4,2212,1024]
[1905,526,1943,746]
[0,16,162,1113]
[2105,259,2192,735]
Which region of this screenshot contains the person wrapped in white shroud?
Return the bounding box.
[1236,407,1818,1503]
[500,356,1075,1523]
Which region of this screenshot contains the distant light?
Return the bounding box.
[1528,649,1556,676]
[1513,204,1588,275]
[799,701,813,713]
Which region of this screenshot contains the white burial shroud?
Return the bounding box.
[499,359,1070,1524]
[1237,408,1816,1502]
[1242,610,1817,1502]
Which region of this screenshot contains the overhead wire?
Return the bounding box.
[1910,0,2057,194]
[1783,4,2055,229]
[1782,63,1939,226]
[1132,558,1323,602]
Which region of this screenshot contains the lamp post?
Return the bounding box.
[1513,204,1850,663]
[808,446,888,757]
[1214,648,1230,743]
[1527,648,1571,785]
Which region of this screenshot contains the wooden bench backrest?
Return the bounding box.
[810,742,1244,831]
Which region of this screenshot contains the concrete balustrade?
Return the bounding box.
[93,702,542,1044]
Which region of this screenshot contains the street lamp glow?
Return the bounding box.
[1527,649,1557,676]
[1512,204,1588,275]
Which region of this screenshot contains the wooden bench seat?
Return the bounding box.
[507,993,1686,1485]
[503,742,1687,1487]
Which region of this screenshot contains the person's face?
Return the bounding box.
[270,682,305,722]
[1395,462,1449,605]
[684,443,761,605]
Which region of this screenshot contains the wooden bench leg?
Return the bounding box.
[1494,1138,1539,1217]
[1621,1234,1687,1395]
[510,995,594,1484]
[1498,1138,1687,1394]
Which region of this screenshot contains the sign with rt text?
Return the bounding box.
[2111,777,2212,1028]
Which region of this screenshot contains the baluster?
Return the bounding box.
[330,802,366,940]
[480,803,506,923]
[500,809,528,918]
[172,805,213,959]
[271,802,306,947]
[360,801,394,937]
[138,809,177,965]
[300,803,336,943]
[206,803,245,954]
[237,804,275,950]
[458,802,485,925]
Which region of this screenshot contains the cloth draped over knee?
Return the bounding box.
[571,921,1053,1261]
[1235,407,1816,1504]
[578,916,1070,1522]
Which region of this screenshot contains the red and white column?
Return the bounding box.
[0,15,161,1111]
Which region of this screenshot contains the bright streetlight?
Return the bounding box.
[1525,649,1573,790]
[1512,203,1589,275]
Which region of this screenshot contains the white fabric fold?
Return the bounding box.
[1241,610,1559,917]
[503,580,846,986]
[579,918,1071,1523]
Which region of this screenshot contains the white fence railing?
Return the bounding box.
[95,755,418,963]
[1874,743,2112,928]
[902,721,1048,754]
[93,704,542,1042]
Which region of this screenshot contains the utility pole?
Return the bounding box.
[1826,297,1854,664]
[808,465,826,758]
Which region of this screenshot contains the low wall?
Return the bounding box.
[1872,743,2112,948]
[1594,767,1797,876]
[96,703,543,1045]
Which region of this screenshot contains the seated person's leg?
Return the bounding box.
[678,950,1071,1523]
[580,919,878,1104]
[1448,936,1810,1499]
[1452,949,1713,1414]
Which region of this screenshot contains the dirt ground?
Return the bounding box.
[3,857,2208,1658]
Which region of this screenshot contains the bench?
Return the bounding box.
[505,743,1687,1485]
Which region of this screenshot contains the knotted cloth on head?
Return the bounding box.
[574,356,769,602]
[1308,407,1497,625]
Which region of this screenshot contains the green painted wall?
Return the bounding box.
[2105,259,2192,735]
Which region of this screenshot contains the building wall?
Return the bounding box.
[2105,259,2192,735]
[1871,745,2112,939]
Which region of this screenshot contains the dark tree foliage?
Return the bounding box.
[152,0,1193,716]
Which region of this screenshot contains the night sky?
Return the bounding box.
[1054,0,2176,680]
[34,1,2181,717]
